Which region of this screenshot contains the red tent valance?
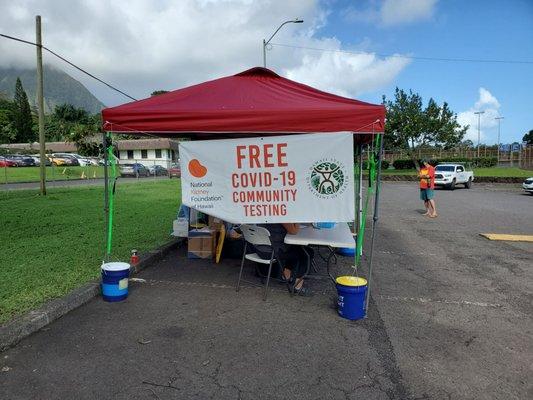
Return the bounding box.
[102,67,385,140]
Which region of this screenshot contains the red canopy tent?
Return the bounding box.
[102,67,385,141]
[101,67,386,314]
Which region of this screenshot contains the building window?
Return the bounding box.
[155,149,162,158]
[127,150,134,159]
[141,149,148,159]
[167,149,171,158]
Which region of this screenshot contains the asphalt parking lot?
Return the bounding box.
[0,181,531,399]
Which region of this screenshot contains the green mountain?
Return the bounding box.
[0,65,105,114]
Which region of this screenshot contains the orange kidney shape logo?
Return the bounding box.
[188,159,207,178]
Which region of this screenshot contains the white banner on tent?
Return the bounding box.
[179,133,354,223]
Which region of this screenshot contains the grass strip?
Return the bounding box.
[0,179,181,323]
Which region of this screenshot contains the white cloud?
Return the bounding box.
[381,0,438,26]
[343,0,438,27]
[0,0,411,106]
[457,88,501,144]
[285,49,410,98]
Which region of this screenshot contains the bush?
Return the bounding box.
[391,156,498,170]
[474,157,497,167]
[358,160,390,171]
[393,159,416,170]
[437,157,497,168]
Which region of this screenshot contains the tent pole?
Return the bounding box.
[358,142,364,260]
[103,132,109,262]
[365,132,384,314]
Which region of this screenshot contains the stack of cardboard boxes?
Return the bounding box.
[187,215,224,260]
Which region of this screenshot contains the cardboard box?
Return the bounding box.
[188,229,215,259]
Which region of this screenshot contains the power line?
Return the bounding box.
[270,42,533,65]
[0,33,137,101]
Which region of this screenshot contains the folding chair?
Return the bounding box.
[236,224,279,300]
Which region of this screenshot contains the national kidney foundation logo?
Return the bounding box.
[307,159,348,199]
[188,159,207,178]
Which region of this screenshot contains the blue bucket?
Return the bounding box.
[313,222,336,229]
[337,247,355,256]
[335,276,367,320]
[101,262,131,302]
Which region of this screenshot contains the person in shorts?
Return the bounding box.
[418,159,437,218]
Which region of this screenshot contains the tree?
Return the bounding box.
[58,106,102,156]
[383,88,468,152]
[523,130,533,145]
[13,78,35,143]
[459,139,474,149]
[151,90,169,96]
[0,98,17,144]
[53,103,89,124]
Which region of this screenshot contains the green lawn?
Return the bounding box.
[1,166,106,184]
[0,180,181,324]
[377,167,531,178]
[469,167,531,178]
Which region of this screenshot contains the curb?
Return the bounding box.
[0,237,184,352]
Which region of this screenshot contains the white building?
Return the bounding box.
[116,138,181,168]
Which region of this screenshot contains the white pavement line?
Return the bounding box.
[378,250,439,257]
[142,279,289,293]
[378,295,502,308]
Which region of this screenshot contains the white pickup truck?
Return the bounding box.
[434,163,474,190]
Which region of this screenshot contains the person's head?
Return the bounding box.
[421,158,430,167]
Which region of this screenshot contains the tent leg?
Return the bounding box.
[358,143,364,260]
[365,134,384,314]
[103,132,109,262]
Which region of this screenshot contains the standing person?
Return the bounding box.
[418,159,437,218]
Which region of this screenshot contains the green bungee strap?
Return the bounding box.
[355,134,381,265]
[106,133,117,256]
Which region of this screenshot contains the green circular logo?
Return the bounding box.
[309,161,345,195]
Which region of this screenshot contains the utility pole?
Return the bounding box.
[474,111,485,158]
[494,116,504,166]
[36,15,46,195]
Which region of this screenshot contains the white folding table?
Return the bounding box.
[284,223,356,282]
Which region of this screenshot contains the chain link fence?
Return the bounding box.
[379,145,533,169]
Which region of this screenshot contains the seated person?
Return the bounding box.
[255,223,311,296]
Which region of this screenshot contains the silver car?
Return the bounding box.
[523,177,533,195]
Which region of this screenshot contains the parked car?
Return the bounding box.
[29,155,52,166]
[119,163,150,177]
[0,156,18,167]
[98,159,112,166]
[169,163,181,178]
[47,154,78,166]
[523,177,533,195]
[434,163,474,190]
[6,154,36,167]
[148,165,168,176]
[52,153,91,166]
[86,157,100,166]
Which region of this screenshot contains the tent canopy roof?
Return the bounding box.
[102,67,385,141]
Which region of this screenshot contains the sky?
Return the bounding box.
[0,0,531,145]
